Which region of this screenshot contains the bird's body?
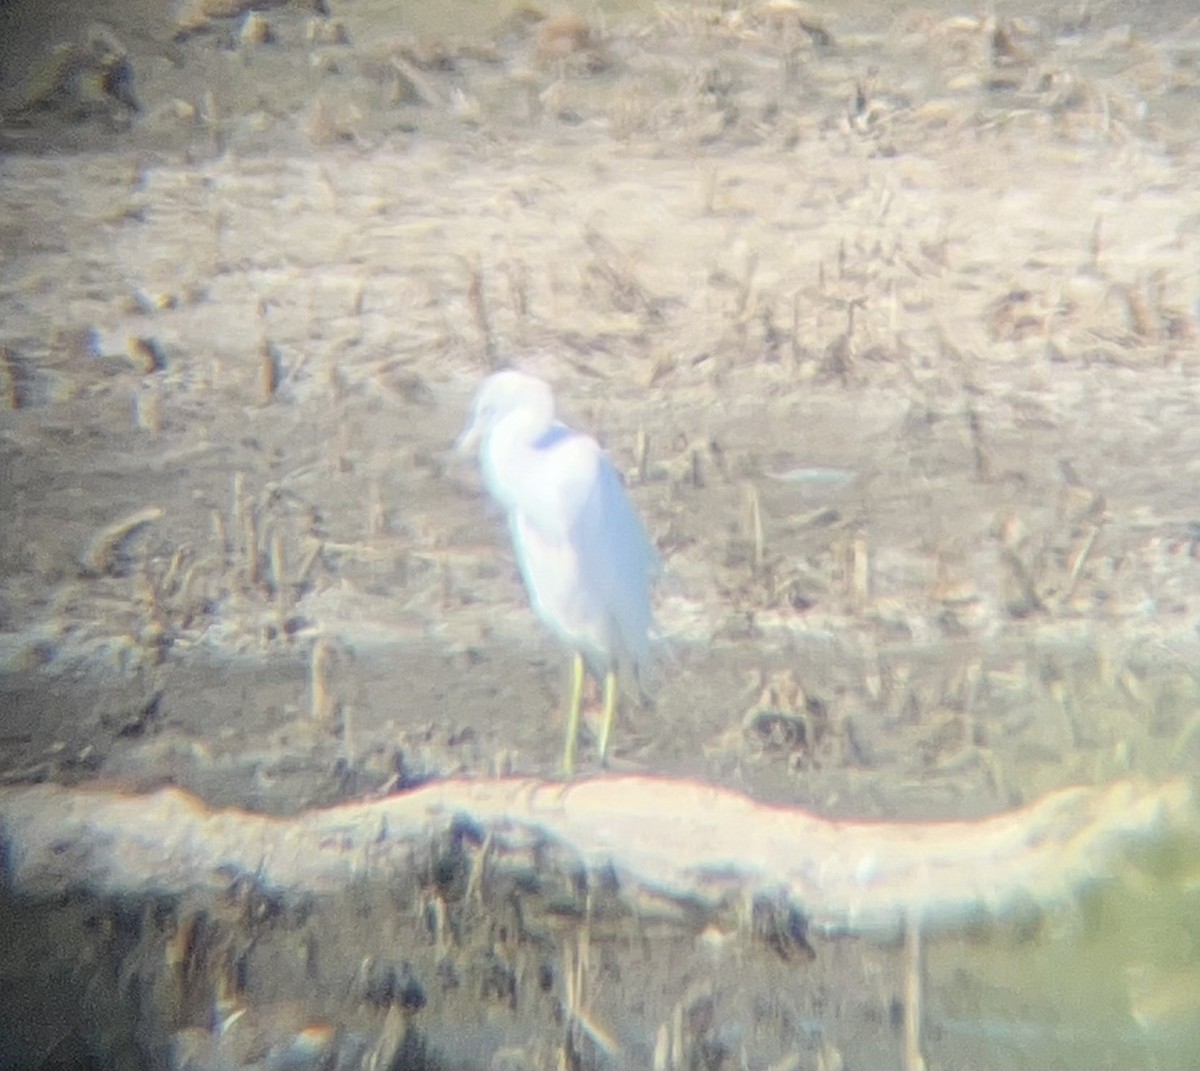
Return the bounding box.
[459,371,656,773]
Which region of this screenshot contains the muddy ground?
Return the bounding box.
[1,0,1200,1068]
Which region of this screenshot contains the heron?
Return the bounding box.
[457,371,657,775]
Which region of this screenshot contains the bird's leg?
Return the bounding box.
[563,651,586,776]
[598,668,617,767]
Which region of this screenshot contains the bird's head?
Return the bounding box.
[456,370,556,454]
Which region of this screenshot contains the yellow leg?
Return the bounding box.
[598,669,617,767]
[562,652,585,777]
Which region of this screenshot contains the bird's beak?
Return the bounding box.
[455,420,481,456]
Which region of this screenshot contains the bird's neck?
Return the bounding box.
[482,409,557,506]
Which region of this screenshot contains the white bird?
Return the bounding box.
[458,371,657,774]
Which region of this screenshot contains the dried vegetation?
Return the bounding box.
[2,0,1200,1067]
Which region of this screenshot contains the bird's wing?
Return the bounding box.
[572,452,658,666]
[504,425,603,543]
[490,420,657,668]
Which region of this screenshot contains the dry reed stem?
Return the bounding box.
[850,533,870,609]
[427,892,448,961]
[231,472,245,554]
[294,538,323,586]
[309,635,338,725]
[159,545,190,598]
[465,831,493,905]
[267,527,286,603]
[241,500,259,587]
[746,483,764,577]
[653,1021,671,1071]
[466,257,497,368]
[210,509,230,558]
[260,341,281,403]
[903,916,926,1071]
[635,427,649,482]
[390,54,446,108]
[0,775,1188,939]
[133,385,161,434]
[1062,523,1099,602]
[366,479,385,537]
[365,1006,408,1070]
[0,346,21,409]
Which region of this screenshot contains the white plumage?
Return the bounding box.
[458,371,657,773]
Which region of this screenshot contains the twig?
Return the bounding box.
[80,507,164,577]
